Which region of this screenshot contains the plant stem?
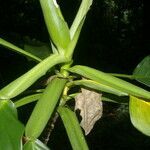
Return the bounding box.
[41,112,59,144]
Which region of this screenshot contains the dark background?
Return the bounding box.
[0,0,150,149]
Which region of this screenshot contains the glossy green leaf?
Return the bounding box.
[0,38,42,62]
[133,55,150,87]
[67,79,128,96]
[40,0,70,51]
[25,78,67,139]
[15,93,42,108]
[129,96,150,136]
[58,106,89,150]
[68,65,150,99]
[23,139,50,150]
[0,100,24,150]
[0,53,67,99]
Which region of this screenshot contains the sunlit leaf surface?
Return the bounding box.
[129,96,150,136]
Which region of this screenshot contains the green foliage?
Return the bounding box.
[15,93,42,108]
[0,53,66,99]
[24,44,51,60]
[39,0,70,51]
[58,107,89,150]
[0,0,149,149]
[0,100,24,150]
[129,96,150,136]
[133,55,150,87]
[25,78,67,139]
[67,79,128,96]
[68,65,150,99]
[0,38,42,62]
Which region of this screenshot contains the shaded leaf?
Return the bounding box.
[129,96,150,136]
[24,44,51,60]
[58,106,89,150]
[133,55,150,87]
[0,100,24,150]
[75,88,103,135]
[0,38,41,62]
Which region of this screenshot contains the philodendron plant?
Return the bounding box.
[0,0,150,149]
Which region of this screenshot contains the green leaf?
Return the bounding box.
[66,18,85,58]
[129,96,150,136]
[39,0,70,51]
[0,100,24,150]
[70,0,93,39]
[67,79,128,96]
[23,139,50,150]
[15,93,42,108]
[0,38,42,62]
[68,65,150,99]
[58,106,89,150]
[133,55,150,87]
[0,53,67,99]
[24,44,51,60]
[25,78,67,139]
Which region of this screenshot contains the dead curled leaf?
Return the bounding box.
[75,88,103,135]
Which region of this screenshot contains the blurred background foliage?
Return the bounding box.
[0,0,150,149]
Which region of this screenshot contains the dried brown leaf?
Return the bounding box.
[75,88,103,135]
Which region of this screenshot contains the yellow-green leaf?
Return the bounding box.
[129,96,150,136]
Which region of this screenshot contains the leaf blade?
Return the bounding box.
[58,106,89,150]
[68,79,128,96]
[0,100,24,150]
[15,93,42,108]
[0,38,42,62]
[0,54,66,99]
[25,78,67,139]
[68,65,150,99]
[129,96,150,136]
[70,0,93,39]
[40,0,70,50]
[133,55,150,87]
